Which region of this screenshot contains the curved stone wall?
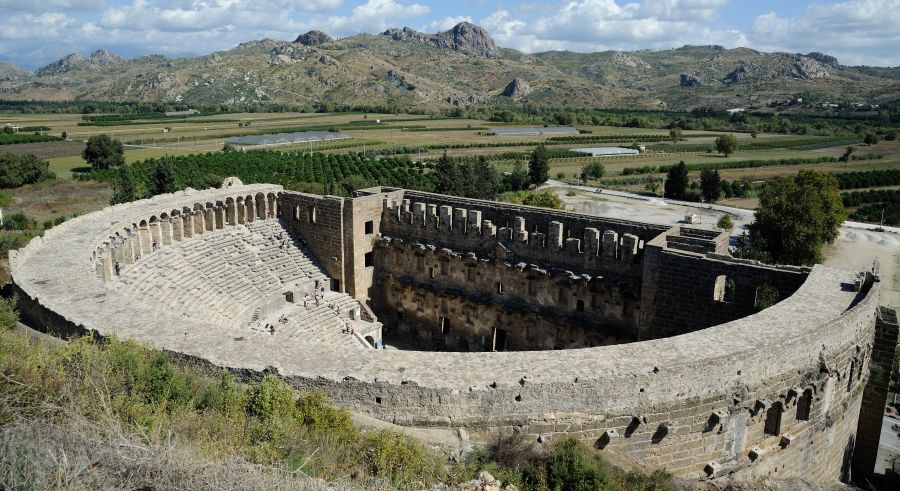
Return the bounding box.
[9,184,885,482]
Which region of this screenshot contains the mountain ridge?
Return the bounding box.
[2,22,898,110]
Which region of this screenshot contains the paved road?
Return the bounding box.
[877,416,900,474]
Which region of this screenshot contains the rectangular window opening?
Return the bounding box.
[713,275,736,303]
[364,220,374,234]
[440,317,450,336]
[496,281,503,294]
[764,403,782,436]
[364,251,374,268]
[796,390,812,422]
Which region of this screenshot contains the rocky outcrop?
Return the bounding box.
[501,78,532,99]
[36,49,123,75]
[446,92,486,106]
[612,52,649,69]
[294,30,333,46]
[723,54,829,84]
[382,22,498,58]
[317,55,338,66]
[89,49,124,65]
[386,70,415,91]
[679,73,702,87]
[268,44,311,65]
[35,53,87,75]
[804,52,839,67]
[792,56,830,79]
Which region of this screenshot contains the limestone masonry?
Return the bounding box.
[9,181,898,483]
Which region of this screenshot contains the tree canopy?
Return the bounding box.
[110,165,140,205]
[699,168,722,202]
[747,170,846,265]
[715,134,738,157]
[529,144,550,187]
[664,161,689,200]
[149,157,178,196]
[83,134,125,170]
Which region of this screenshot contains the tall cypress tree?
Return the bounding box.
[664,161,689,200]
[528,144,550,187]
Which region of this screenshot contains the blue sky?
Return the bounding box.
[2,1,899,69]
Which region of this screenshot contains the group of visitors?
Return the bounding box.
[263,314,290,335]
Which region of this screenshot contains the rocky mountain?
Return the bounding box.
[0,62,31,82]
[294,30,333,46]
[2,23,898,110]
[35,49,125,76]
[382,22,497,58]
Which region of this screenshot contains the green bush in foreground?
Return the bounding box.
[0,302,673,490]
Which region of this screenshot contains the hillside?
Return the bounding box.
[1,22,899,110]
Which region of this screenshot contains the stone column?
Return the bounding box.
[183,214,194,238]
[453,208,468,234]
[215,206,225,229]
[100,246,115,282]
[160,219,173,246]
[602,230,618,259]
[620,233,639,261]
[439,205,453,229]
[172,217,184,242]
[467,210,482,233]
[412,202,426,225]
[584,228,600,256]
[548,221,564,248]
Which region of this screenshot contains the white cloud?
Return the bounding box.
[0,0,107,12]
[481,0,743,54]
[422,15,472,33]
[748,0,900,65]
[322,0,429,36]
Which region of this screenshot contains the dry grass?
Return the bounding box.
[7,179,111,223]
[1,418,353,491]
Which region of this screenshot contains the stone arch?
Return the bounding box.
[255,192,266,219]
[225,197,236,225]
[365,335,376,348]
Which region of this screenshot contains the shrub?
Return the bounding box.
[717,215,734,230]
[245,375,296,421]
[361,430,445,486]
[0,296,17,330]
[549,438,610,491]
[522,190,565,210]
